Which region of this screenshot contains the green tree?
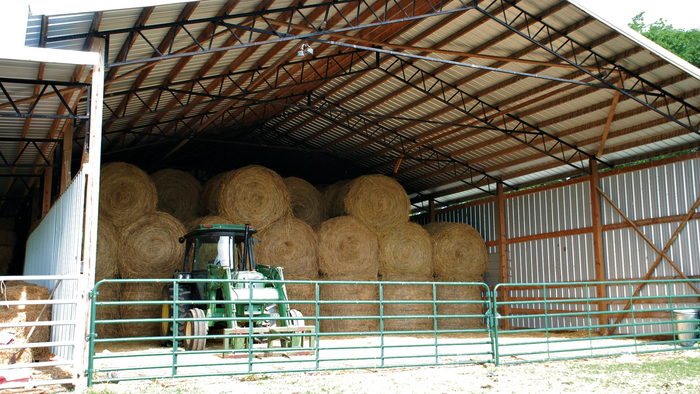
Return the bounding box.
[629,12,700,68]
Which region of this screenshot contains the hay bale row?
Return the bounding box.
[435,279,487,330]
[151,169,203,224]
[379,222,432,279]
[118,282,162,339]
[0,281,52,364]
[96,218,119,281]
[381,275,434,332]
[200,172,229,216]
[95,282,121,339]
[99,162,157,228]
[316,216,378,278]
[344,175,410,235]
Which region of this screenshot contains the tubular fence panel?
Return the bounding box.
[87,279,494,385]
[493,279,700,366]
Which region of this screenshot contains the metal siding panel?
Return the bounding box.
[24,170,86,360]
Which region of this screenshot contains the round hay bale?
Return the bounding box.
[99,162,157,228]
[151,169,203,224]
[118,212,186,279]
[431,223,488,280]
[435,279,486,330]
[379,222,433,279]
[319,280,379,333]
[118,282,162,338]
[257,218,318,279]
[0,281,51,363]
[218,165,290,230]
[284,177,324,227]
[201,172,230,216]
[0,230,16,247]
[94,282,120,339]
[344,174,410,235]
[286,282,318,326]
[0,245,13,275]
[381,274,434,332]
[96,219,119,281]
[315,216,379,278]
[322,180,350,219]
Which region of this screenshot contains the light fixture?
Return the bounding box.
[297,43,313,57]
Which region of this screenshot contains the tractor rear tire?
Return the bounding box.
[184,308,208,351]
[161,284,192,347]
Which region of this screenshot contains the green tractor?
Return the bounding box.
[161,224,310,352]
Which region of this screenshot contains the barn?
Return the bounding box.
[0,0,699,389]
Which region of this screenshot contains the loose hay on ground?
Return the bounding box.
[256,218,318,279]
[283,177,324,227]
[379,222,432,279]
[315,216,379,278]
[99,162,157,228]
[0,281,52,364]
[217,165,290,230]
[118,282,163,339]
[118,212,186,279]
[344,175,410,235]
[151,169,203,224]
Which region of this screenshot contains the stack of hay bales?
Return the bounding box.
[150,169,203,224]
[283,177,324,227]
[256,218,318,325]
[94,219,120,339]
[425,222,488,330]
[100,162,186,339]
[216,165,290,231]
[343,175,411,235]
[0,218,16,275]
[0,281,52,363]
[316,216,379,333]
[379,222,434,332]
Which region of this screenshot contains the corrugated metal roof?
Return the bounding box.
[0,0,698,214]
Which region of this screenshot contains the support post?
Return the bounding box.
[589,159,608,335]
[60,120,73,193]
[496,183,510,329]
[41,167,52,218]
[31,185,41,228]
[429,199,435,223]
[75,38,104,392]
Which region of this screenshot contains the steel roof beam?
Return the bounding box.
[476,0,700,136]
[47,0,476,67]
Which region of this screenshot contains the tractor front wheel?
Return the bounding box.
[161,284,192,347]
[184,308,208,351]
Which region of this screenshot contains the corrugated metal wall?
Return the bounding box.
[24,170,86,360]
[600,157,700,334]
[417,156,700,333]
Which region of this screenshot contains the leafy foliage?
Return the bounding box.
[629,12,700,68]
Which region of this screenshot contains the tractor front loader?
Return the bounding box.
[161,224,315,355]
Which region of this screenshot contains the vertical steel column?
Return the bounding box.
[41,167,52,218]
[589,159,608,335]
[76,38,105,392]
[61,120,73,193]
[496,183,509,330]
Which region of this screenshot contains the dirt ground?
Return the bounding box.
[6,334,700,393]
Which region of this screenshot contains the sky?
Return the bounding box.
[25,0,700,31]
[575,0,699,31]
